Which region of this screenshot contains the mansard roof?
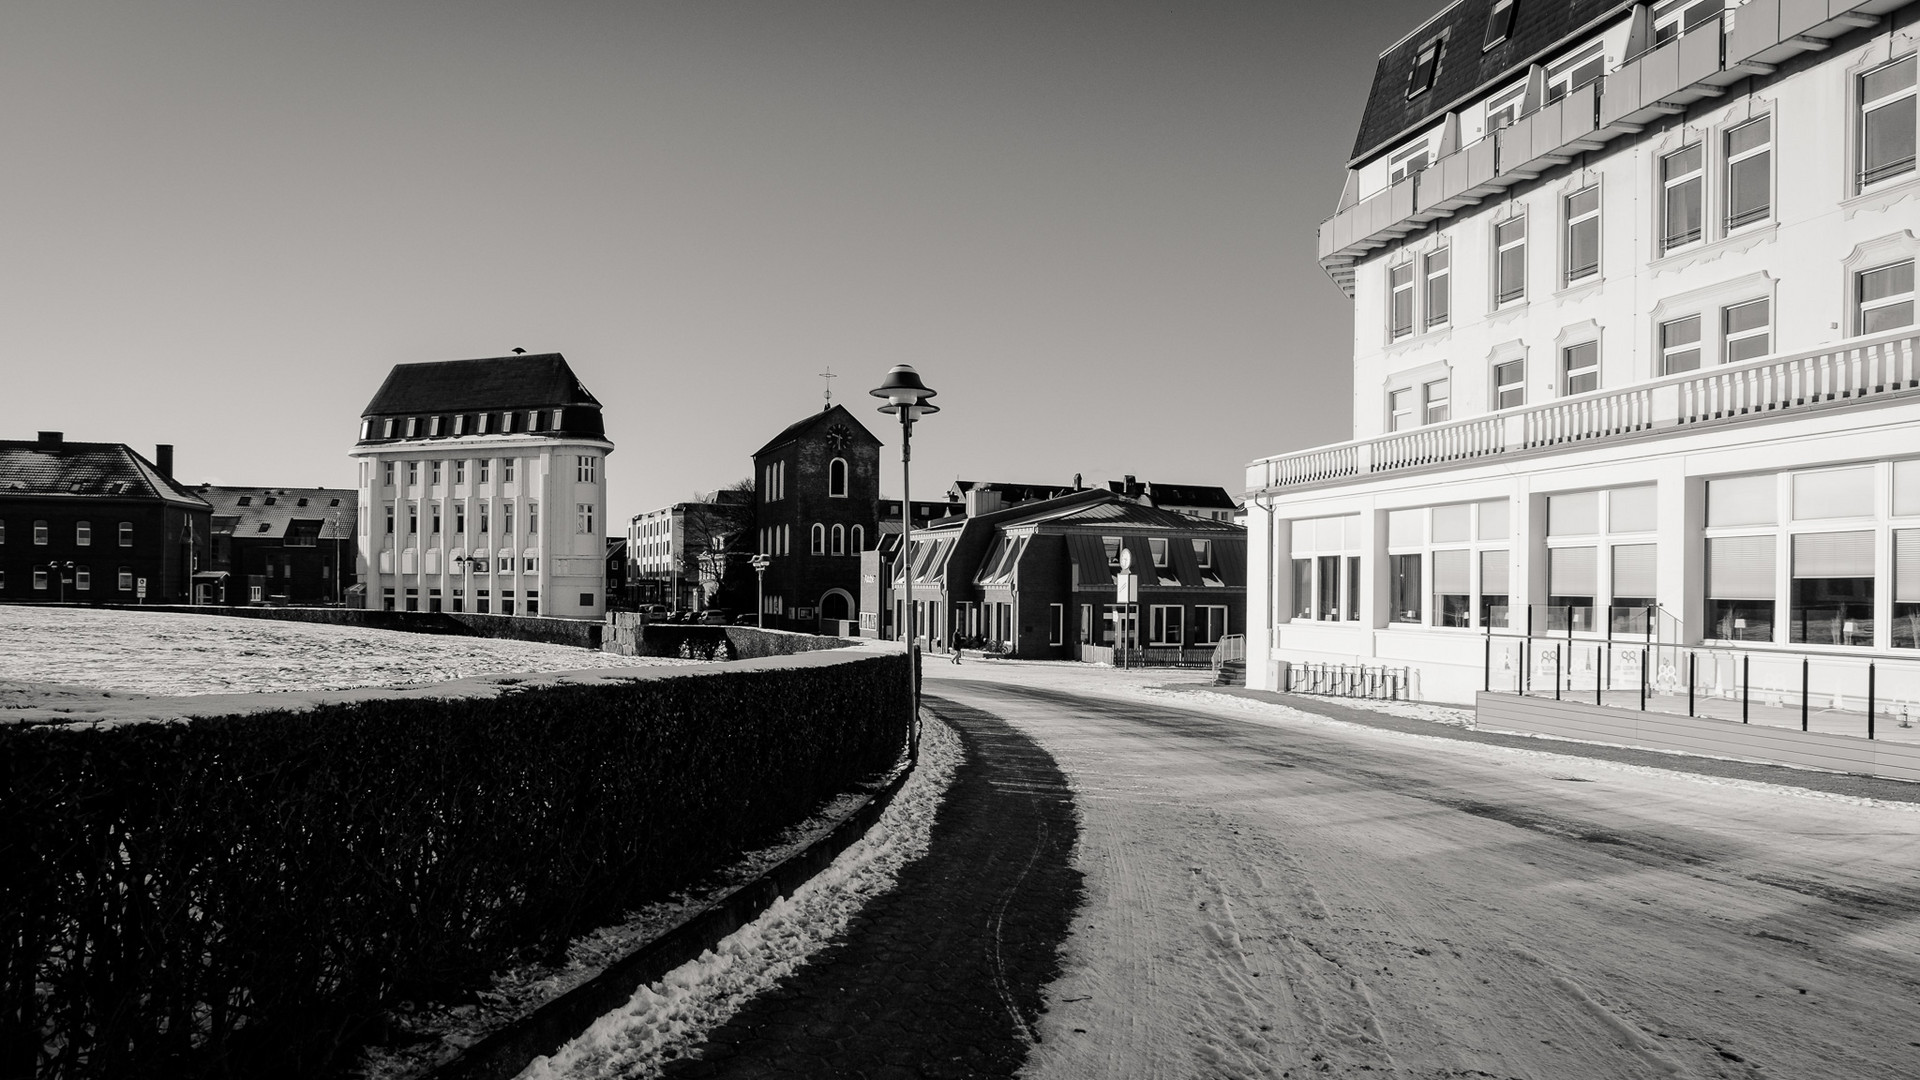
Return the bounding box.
[1350,0,1633,167]
[198,486,357,540]
[0,439,209,507]
[360,353,601,417]
[753,404,882,459]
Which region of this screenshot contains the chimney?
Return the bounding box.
[156,444,174,478]
[36,431,62,453]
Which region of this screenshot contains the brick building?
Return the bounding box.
[751,404,882,630]
[198,486,357,605]
[868,487,1246,660]
[0,431,211,604]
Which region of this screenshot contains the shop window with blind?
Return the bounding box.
[1290,514,1361,622]
[1387,508,1424,624]
[1896,529,1920,649]
[1544,486,1657,633]
[1705,474,1777,641]
[1791,532,1874,646]
[1387,500,1510,630]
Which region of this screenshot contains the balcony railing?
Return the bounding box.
[1317,0,1902,292]
[1247,327,1920,495]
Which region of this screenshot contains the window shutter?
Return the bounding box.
[1791,466,1874,521]
[1707,474,1776,527]
[1432,504,1472,543]
[1707,535,1776,599]
[1897,530,1920,603]
[1480,550,1510,594]
[1547,491,1599,536]
[1432,549,1471,593]
[1608,486,1657,532]
[1792,531,1874,578]
[1387,509,1423,548]
[1549,546,1598,595]
[1612,544,1657,597]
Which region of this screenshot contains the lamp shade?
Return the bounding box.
[870,364,938,408]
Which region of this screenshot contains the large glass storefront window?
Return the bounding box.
[1706,534,1775,641]
[1390,554,1423,624]
[1289,514,1361,621]
[1291,559,1313,620]
[1896,529,1920,649]
[1790,531,1874,646]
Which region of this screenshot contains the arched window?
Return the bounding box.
[811,523,826,554]
[832,523,845,555]
[829,458,849,497]
[852,525,864,553]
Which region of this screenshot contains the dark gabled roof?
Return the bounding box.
[361,353,601,416]
[0,440,209,507]
[197,486,357,540]
[1350,0,1633,167]
[1030,499,1244,532]
[1106,480,1237,510]
[950,479,1083,501]
[753,404,882,459]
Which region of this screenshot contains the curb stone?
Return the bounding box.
[426,735,922,1080]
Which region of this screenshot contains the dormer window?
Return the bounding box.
[264,496,277,505]
[454,414,468,436]
[429,416,443,437]
[1407,38,1443,99]
[1483,0,1516,50]
[237,496,252,506]
[551,408,565,429]
[1545,42,1605,103]
[296,498,308,507]
[405,417,418,437]
[1388,142,1431,184]
[1103,536,1123,566]
[382,418,396,438]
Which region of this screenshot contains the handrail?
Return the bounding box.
[1247,327,1920,495]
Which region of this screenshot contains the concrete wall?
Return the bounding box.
[603,611,860,660]
[1476,691,1920,782]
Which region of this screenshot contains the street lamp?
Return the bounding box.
[49,560,75,604]
[751,553,772,628]
[871,364,938,731]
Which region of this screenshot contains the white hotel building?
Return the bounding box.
[1247,0,1920,703]
[351,353,612,619]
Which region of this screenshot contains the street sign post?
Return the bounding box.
[1115,548,1138,668]
[136,578,147,602]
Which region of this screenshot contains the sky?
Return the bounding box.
[1,0,1442,521]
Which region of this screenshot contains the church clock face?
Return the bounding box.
[825,423,852,453]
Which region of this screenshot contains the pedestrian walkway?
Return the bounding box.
[660,697,1083,1079]
[1191,685,1920,804]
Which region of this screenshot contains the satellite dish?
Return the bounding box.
[1119,548,1133,571]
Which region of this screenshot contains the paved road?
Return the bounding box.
[660,696,1082,1079]
[924,676,1920,1080]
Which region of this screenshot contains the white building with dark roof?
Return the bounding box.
[350,353,612,618]
[1248,1,1920,708]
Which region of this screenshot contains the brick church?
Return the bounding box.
[749,404,883,631]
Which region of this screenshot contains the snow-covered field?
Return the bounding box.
[0,606,688,696]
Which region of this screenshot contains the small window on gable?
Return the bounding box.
[1484,0,1516,49]
[1407,38,1443,99]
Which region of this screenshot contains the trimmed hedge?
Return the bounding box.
[0,654,909,1079]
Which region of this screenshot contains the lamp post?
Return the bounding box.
[50,560,75,604]
[751,553,772,628]
[872,364,938,738]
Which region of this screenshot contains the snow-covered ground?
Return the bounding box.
[514,714,962,1080]
[926,661,1920,1079]
[0,606,688,696]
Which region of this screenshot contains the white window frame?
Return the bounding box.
[75,521,90,547]
[1422,378,1450,425]
[1494,358,1526,409]
[1406,38,1443,100]
[1484,0,1516,50]
[1545,42,1604,103]
[1424,246,1450,329]
[1563,340,1600,395]
[1484,81,1526,132]
[1388,387,1415,431]
[1050,603,1065,646]
[1197,605,1230,644]
[832,523,845,556]
[811,523,826,555]
[1389,142,1431,183]
[1857,258,1916,334]
[577,456,596,483]
[1388,261,1415,339]
[829,457,849,497]
[1662,143,1705,253]
[1150,537,1170,568]
[504,459,515,484]
[1859,54,1918,191]
[1149,604,1184,646]
[1563,185,1600,284]
[1725,114,1772,231]
[577,503,595,535]
[1660,314,1704,375]
[1722,298,1772,364]
[1494,215,1527,306]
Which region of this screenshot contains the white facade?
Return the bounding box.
[351,435,611,618]
[1248,1,1920,703]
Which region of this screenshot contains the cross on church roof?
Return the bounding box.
[819,366,836,410]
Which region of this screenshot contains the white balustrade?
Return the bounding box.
[1247,329,1920,495]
